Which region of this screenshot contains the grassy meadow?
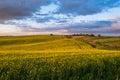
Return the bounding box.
[0,35,120,80]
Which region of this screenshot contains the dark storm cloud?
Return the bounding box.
[0,0,119,22]
[0,0,57,22]
[36,20,114,31]
[0,0,39,19]
[58,0,120,15]
[66,21,114,29]
[65,20,120,35]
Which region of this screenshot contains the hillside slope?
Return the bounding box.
[72,36,120,50]
[0,35,120,80]
[0,35,93,51]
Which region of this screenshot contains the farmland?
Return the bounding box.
[0,35,120,80]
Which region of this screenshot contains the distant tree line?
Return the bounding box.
[72,33,102,37]
[49,33,102,37]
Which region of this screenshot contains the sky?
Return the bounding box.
[0,0,120,36]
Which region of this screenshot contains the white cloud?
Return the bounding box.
[36,3,60,14]
[24,29,70,35]
[73,6,120,21]
[111,18,120,29]
[0,24,22,35]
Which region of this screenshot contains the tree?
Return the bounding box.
[90,34,95,37]
[98,34,101,37]
[50,33,53,36]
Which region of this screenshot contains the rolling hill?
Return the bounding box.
[0,35,120,80]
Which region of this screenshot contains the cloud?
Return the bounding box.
[0,0,55,22]
[111,18,120,29]
[67,18,120,35]
[58,0,120,15]
[0,0,119,22]
[3,17,120,36]
[0,0,120,36]
[0,24,22,35]
[5,13,120,35]
[66,20,113,29]
[38,3,60,14]
[23,29,70,35]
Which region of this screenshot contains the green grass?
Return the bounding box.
[73,36,120,50]
[0,35,120,80]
